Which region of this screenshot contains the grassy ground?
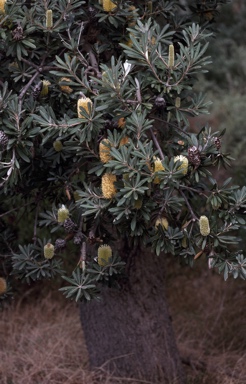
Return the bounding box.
[0,260,245,384]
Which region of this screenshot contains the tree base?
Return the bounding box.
[80,250,185,383]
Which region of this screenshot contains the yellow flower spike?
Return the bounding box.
[57,205,69,223]
[175,97,181,108]
[59,77,73,94]
[102,173,117,199]
[134,199,143,210]
[117,117,126,129]
[119,136,129,146]
[0,277,7,295]
[77,97,93,118]
[0,0,6,14]
[46,10,53,28]
[98,244,112,266]
[44,243,55,259]
[174,155,188,175]
[153,157,165,184]
[199,216,210,236]
[102,0,117,12]
[99,139,112,163]
[168,44,175,69]
[53,140,63,152]
[155,217,169,230]
[40,80,51,97]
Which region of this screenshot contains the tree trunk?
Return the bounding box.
[80,250,185,383]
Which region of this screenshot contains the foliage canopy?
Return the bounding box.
[1,0,245,305]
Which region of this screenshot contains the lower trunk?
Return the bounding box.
[80,250,185,383]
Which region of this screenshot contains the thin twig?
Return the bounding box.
[150,127,165,160]
[180,189,198,221]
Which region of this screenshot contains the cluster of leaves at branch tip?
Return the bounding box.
[57,205,69,223]
[44,243,55,260]
[0,278,7,295]
[98,244,112,266]
[199,216,210,237]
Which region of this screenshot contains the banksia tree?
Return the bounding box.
[0,0,245,382]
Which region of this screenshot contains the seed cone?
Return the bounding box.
[98,244,112,266]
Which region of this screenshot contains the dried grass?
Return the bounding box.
[0,262,246,384]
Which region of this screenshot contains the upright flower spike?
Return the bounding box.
[44,243,55,259]
[0,277,7,295]
[53,140,63,152]
[46,9,53,28]
[168,44,175,69]
[153,157,165,184]
[98,245,112,266]
[40,80,51,97]
[174,155,188,175]
[102,0,117,12]
[99,139,112,163]
[199,216,210,236]
[77,97,93,118]
[59,77,73,94]
[57,205,69,223]
[155,217,169,230]
[175,97,181,108]
[102,173,117,199]
[0,0,5,14]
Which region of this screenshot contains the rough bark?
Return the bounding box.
[80,250,185,383]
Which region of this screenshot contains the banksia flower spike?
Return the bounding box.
[44,243,55,259]
[40,80,51,97]
[174,155,188,175]
[0,0,5,14]
[57,205,69,223]
[153,157,165,184]
[46,9,53,28]
[155,217,169,230]
[53,140,63,152]
[102,173,117,199]
[168,44,175,68]
[77,97,93,118]
[175,97,181,108]
[134,198,143,210]
[98,244,112,266]
[99,139,112,163]
[59,77,73,94]
[102,0,117,12]
[199,216,210,236]
[119,136,129,146]
[117,117,126,129]
[0,277,7,295]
